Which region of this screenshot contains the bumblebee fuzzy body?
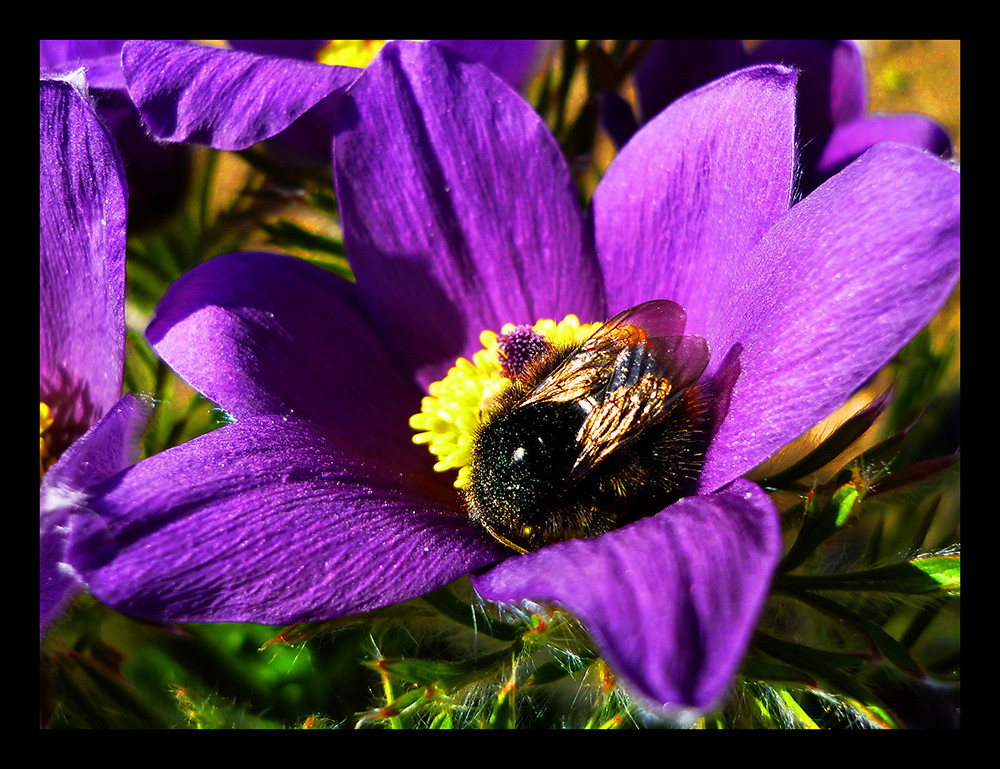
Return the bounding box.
[465,301,710,553]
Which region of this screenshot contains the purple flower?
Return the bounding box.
[120,39,550,165]
[606,40,953,194]
[65,41,959,713]
[40,74,152,638]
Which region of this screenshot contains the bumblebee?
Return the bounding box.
[465,300,710,553]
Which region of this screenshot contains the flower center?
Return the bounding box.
[316,40,389,68]
[409,314,600,490]
[40,401,55,481]
[414,300,712,552]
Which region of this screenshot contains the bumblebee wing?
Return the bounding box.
[603,299,690,338]
[518,301,689,407]
[571,333,709,476]
[608,332,710,399]
[515,299,709,474]
[517,326,621,407]
[599,299,709,410]
[581,299,705,399]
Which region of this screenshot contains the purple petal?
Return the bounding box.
[41,394,152,498]
[472,479,781,712]
[41,394,153,637]
[433,40,553,93]
[594,65,798,325]
[122,40,359,151]
[749,40,861,193]
[334,40,603,390]
[40,521,81,639]
[66,415,508,624]
[147,251,433,475]
[40,40,128,90]
[228,40,329,60]
[40,42,191,226]
[633,40,750,123]
[40,76,128,448]
[818,112,952,179]
[752,40,952,184]
[750,40,865,128]
[699,143,960,491]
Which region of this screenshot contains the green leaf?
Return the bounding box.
[781,482,863,572]
[428,709,454,729]
[525,653,595,686]
[740,658,817,690]
[778,552,960,595]
[776,689,821,729]
[376,685,434,720]
[752,633,872,704]
[887,325,958,438]
[869,453,959,497]
[369,658,471,688]
[41,647,175,728]
[259,219,354,281]
[260,218,346,255]
[421,586,523,641]
[783,590,922,677]
[369,643,519,691]
[486,680,516,729]
[758,388,893,488]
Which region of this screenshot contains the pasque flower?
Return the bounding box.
[65,42,959,713]
[40,74,151,638]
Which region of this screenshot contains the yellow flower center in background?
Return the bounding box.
[40,401,55,481]
[317,40,388,69]
[409,314,600,489]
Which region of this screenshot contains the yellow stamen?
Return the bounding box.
[316,40,389,69]
[40,401,55,481]
[409,314,600,488]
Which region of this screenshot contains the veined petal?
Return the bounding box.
[700,143,960,491]
[122,40,359,151]
[630,41,952,195]
[40,76,128,445]
[594,65,798,328]
[472,479,781,712]
[335,40,603,390]
[39,40,128,90]
[41,394,153,637]
[66,415,508,625]
[41,394,152,507]
[146,251,430,474]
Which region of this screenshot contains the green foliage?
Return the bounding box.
[740,362,960,727]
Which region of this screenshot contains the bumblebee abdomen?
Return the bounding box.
[468,401,584,521]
